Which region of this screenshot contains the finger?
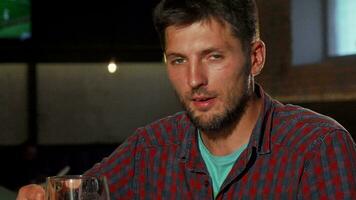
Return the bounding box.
[17,184,45,200]
[35,192,44,200]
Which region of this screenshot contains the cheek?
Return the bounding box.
[208,69,236,89]
[167,69,185,93]
[215,71,245,96]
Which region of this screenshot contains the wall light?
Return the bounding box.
[107,59,118,74]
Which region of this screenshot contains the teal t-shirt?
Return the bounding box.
[198,132,247,198]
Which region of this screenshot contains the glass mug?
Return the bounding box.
[45,175,110,200]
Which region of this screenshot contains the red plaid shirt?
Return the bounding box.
[87,86,356,199]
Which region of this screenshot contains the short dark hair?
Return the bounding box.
[153,0,259,51]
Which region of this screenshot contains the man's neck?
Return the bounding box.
[200,95,263,156]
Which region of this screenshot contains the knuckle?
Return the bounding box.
[17,184,44,200]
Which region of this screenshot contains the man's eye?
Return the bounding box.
[171,58,186,65]
[209,54,223,60]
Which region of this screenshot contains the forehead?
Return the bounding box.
[164,18,241,53]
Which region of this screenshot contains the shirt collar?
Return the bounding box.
[249,84,274,155]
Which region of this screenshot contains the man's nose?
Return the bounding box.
[187,60,208,89]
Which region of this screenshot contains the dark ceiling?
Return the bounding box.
[0,0,163,62]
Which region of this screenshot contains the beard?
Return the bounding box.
[179,69,253,135]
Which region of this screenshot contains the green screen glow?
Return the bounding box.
[0,0,31,39]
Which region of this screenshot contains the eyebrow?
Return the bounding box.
[165,52,186,59]
[165,47,224,59]
[201,48,223,56]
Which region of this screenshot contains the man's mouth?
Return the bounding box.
[192,96,214,102]
[190,96,217,111]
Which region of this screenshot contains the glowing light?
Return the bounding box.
[107,61,117,73]
[163,53,167,63]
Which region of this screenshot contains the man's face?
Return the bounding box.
[164,19,253,133]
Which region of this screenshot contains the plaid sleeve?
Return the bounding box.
[299,130,356,199]
[85,130,141,199]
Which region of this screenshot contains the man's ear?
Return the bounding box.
[250,40,266,77]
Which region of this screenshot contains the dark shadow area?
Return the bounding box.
[0,143,118,191]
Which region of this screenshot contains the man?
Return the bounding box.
[17,0,356,199]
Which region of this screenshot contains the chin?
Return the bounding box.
[190,110,225,129]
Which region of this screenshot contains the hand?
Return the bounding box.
[16,184,45,200]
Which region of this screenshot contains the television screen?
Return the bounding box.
[0,0,31,39]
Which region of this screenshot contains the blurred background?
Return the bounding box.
[0,0,355,196]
